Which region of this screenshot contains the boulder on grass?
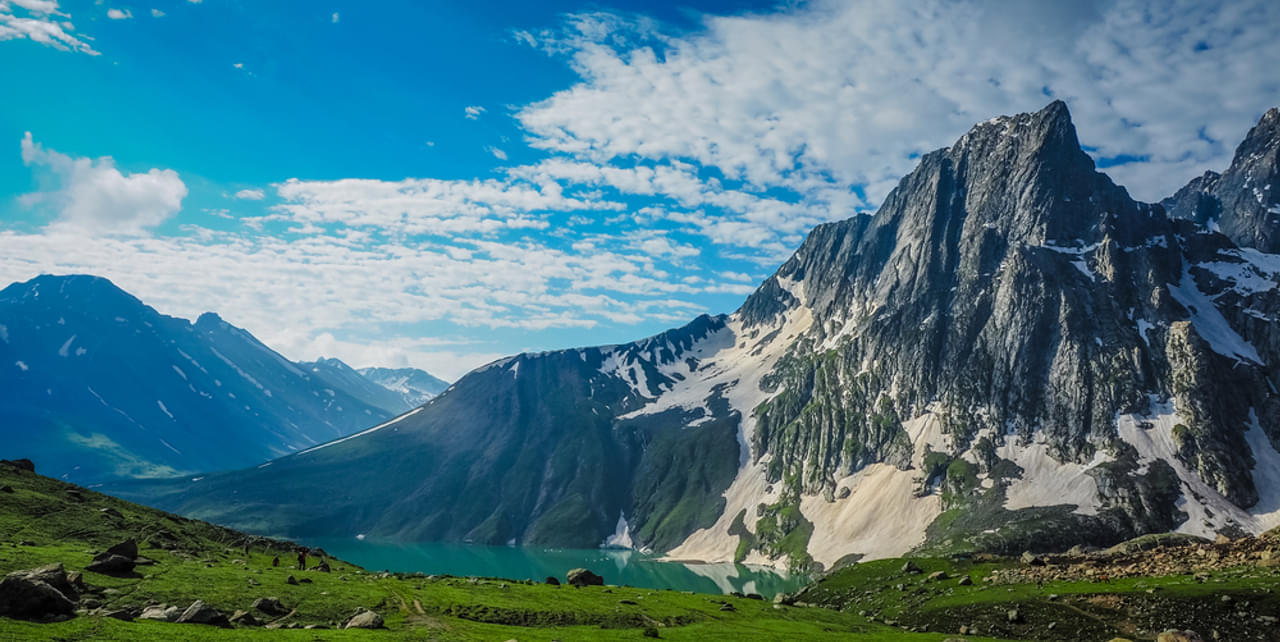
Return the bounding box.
[251,597,288,616]
[105,538,138,559]
[566,568,604,587]
[544,576,560,586]
[138,604,181,622]
[85,554,135,576]
[229,610,261,626]
[175,600,231,627]
[343,608,384,629]
[0,563,78,621]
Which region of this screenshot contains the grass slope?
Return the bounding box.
[0,464,1012,641]
[797,552,1280,640]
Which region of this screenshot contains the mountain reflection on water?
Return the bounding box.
[303,538,809,598]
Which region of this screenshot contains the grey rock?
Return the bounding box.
[229,610,261,626]
[0,563,78,620]
[85,554,135,576]
[1164,108,1280,253]
[566,568,604,587]
[138,604,181,622]
[175,600,230,627]
[343,609,384,629]
[251,597,287,616]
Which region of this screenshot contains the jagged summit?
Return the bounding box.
[1165,105,1280,252]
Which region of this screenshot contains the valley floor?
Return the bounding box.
[3,462,1278,641]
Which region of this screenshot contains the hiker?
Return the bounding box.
[243,540,251,556]
[297,549,307,570]
[271,555,280,567]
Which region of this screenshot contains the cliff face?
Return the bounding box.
[117,102,1280,571]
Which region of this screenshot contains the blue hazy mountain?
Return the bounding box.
[357,366,450,408]
[0,274,396,482]
[299,358,420,416]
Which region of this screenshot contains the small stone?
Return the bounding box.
[901,560,923,574]
[1006,608,1021,623]
[286,576,298,585]
[957,575,973,586]
[927,571,947,581]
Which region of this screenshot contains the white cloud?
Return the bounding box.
[464,105,485,120]
[0,0,98,55]
[19,133,187,233]
[271,175,621,236]
[517,0,1280,204]
[331,11,339,24]
[106,8,131,20]
[486,146,508,161]
[234,188,265,200]
[150,8,163,17]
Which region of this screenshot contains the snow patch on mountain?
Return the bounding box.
[1117,399,1280,538]
[997,439,1108,516]
[299,407,424,455]
[1166,271,1263,364]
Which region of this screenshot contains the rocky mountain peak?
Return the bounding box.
[1165,105,1280,252]
[748,101,1134,329]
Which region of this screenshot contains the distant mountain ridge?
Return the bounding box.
[358,366,450,408]
[115,102,1280,572]
[0,275,403,482]
[300,358,416,416]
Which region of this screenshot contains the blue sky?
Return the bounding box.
[2,0,1278,379]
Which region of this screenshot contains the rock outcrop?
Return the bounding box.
[0,564,78,621]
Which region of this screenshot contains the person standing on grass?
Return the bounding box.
[297,549,307,570]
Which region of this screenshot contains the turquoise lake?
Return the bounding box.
[301,538,809,598]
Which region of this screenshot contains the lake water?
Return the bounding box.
[302,538,809,598]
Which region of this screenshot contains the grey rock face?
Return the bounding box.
[1164,108,1280,252]
[744,101,1280,524]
